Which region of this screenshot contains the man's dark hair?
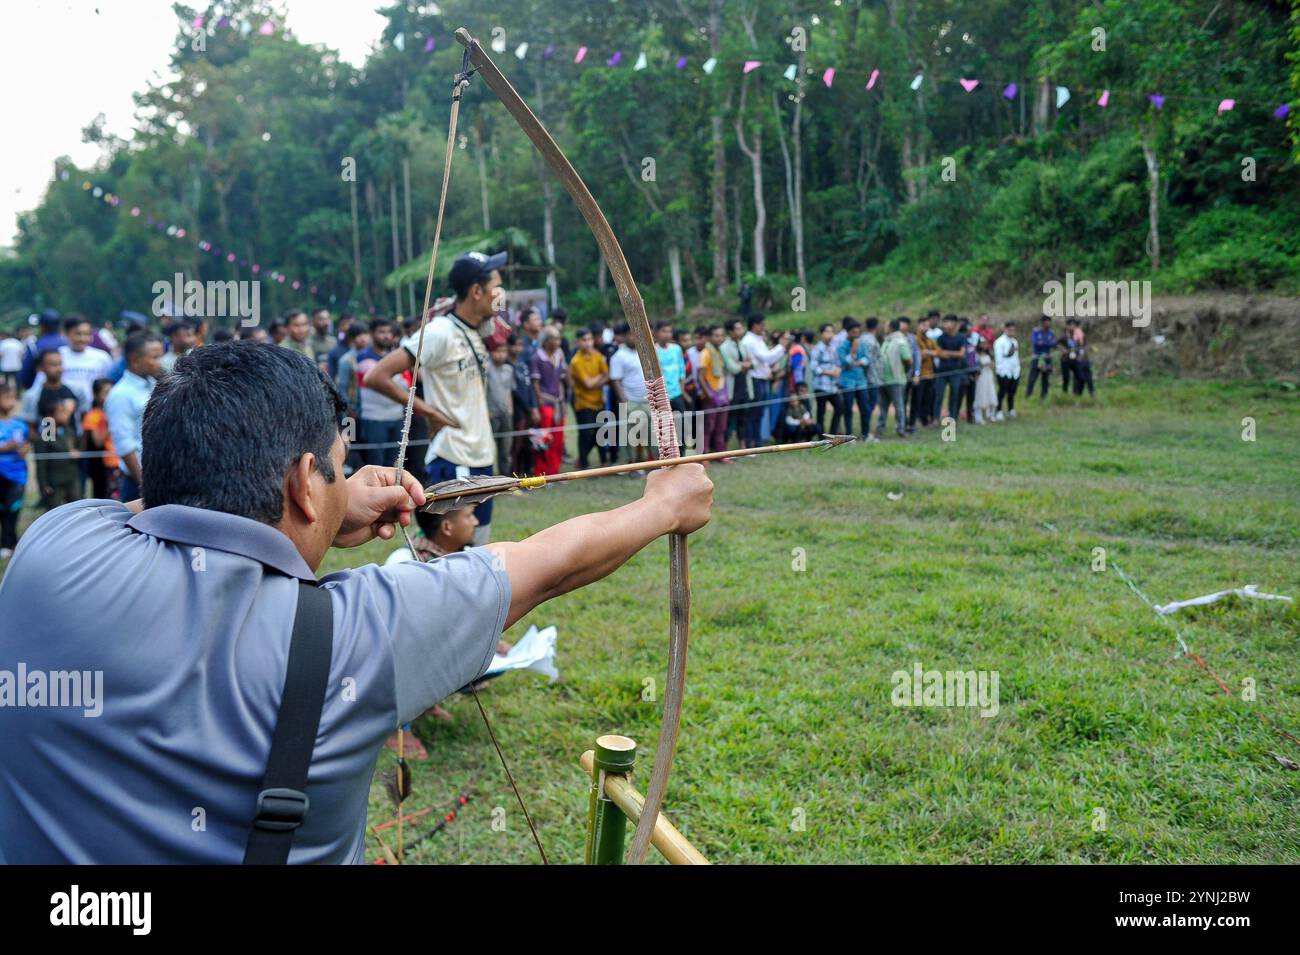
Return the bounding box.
[415,508,450,539]
[369,318,394,334]
[124,331,161,362]
[943,313,959,325]
[551,308,568,324]
[927,309,941,319]
[694,324,710,337]
[576,327,595,339]
[142,341,346,523]
[844,318,861,332]
[169,319,194,338]
[345,323,368,343]
[865,317,879,331]
[613,322,630,336]
[283,309,305,322]
[841,316,854,329]
[747,313,765,330]
[820,323,834,333]
[1040,315,1052,323]
[237,325,261,340]
[37,347,61,368]
[312,307,330,318]
[211,327,235,344]
[726,318,744,334]
[654,320,673,333]
[889,318,902,331]
[63,314,92,334]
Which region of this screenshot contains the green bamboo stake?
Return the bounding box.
[585,734,637,865]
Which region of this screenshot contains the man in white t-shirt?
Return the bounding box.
[0,330,25,391]
[58,316,113,410]
[365,251,503,545]
[607,322,650,467]
[24,316,113,413]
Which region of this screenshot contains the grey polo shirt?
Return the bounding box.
[0,499,509,863]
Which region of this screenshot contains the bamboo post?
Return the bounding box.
[580,745,710,866]
[585,734,636,865]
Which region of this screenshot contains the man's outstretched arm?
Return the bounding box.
[486,464,712,630]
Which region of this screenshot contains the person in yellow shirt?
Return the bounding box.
[568,328,610,469]
[915,315,940,428]
[697,324,731,455]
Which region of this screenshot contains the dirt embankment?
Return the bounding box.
[1064,295,1300,380]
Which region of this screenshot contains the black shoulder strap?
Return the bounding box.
[243,581,334,865]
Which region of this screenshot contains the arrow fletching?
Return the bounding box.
[422,474,524,514]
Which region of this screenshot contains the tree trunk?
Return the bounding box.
[1141,125,1161,272]
[1033,78,1052,135]
[667,245,685,315]
[789,62,808,286]
[534,74,559,308]
[365,179,383,308]
[734,81,766,277]
[475,118,491,232]
[708,0,727,294]
[389,179,402,315]
[350,178,363,298]
[403,157,415,316]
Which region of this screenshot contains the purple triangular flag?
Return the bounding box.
[1002,82,1017,100]
[1148,93,1164,109]
[607,51,622,66]
[1275,104,1291,119]
[543,43,555,60]
[676,56,687,69]
[424,37,435,53]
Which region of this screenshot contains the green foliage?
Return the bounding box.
[0,0,1295,325]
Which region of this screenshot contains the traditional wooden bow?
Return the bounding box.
[453,28,689,865]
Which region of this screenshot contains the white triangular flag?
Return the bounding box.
[491,32,507,54]
[784,63,797,81]
[514,42,529,60]
[1056,85,1070,109]
[634,51,647,71]
[702,57,717,74]
[910,73,924,91]
[393,32,405,52]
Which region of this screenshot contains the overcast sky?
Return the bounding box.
[0,0,390,245]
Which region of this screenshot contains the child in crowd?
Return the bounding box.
[784,389,817,441]
[33,349,81,510]
[81,378,118,500]
[0,383,30,559]
[973,340,997,424]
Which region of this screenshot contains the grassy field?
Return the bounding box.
[320,376,1300,864]
[4,375,1293,863]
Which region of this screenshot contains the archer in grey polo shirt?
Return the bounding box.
[0,498,508,863]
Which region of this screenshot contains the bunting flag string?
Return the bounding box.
[64,171,317,296]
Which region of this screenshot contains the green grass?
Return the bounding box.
[324,377,1300,864]
[5,377,1291,863]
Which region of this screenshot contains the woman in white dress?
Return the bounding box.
[973,341,997,423]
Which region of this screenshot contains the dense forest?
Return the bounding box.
[3,0,1297,327]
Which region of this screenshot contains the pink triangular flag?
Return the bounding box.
[1097,89,1109,107]
[258,20,274,36]
[822,67,835,88]
[866,68,879,90]
[1217,98,1235,113]
[574,46,587,64]
[959,78,979,93]
[743,60,761,73]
